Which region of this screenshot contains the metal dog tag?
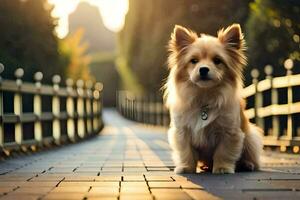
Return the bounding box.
[200,105,208,120]
[201,110,208,120]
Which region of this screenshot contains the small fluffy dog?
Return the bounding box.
[164,24,262,174]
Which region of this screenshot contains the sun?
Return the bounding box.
[48,0,129,38]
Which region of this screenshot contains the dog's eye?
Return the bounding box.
[213,57,222,65]
[190,58,198,64]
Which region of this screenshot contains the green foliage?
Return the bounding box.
[118,0,251,93]
[0,0,65,83]
[59,29,92,81]
[245,0,300,83]
[90,52,116,64]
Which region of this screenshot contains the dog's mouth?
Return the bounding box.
[190,75,217,88]
[199,76,212,81]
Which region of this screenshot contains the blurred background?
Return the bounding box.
[0,0,299,107]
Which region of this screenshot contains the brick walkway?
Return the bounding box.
[1,109,300,200]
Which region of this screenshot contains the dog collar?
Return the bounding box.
[200,105,209,120]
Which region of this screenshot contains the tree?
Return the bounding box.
[245,0,300,84]
[118,0,251,93]
[0,0,65,83]
[59,29,92,81]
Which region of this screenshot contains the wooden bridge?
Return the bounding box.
[1,63,300,200]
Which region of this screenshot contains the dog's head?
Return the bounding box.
[168,24,246,89]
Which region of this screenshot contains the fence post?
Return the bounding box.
[284,59,294,140]
[251,69,264,130]
[0,64,4,146]
[66,79,75,140]
[158,95,163,126]
[143,95,147,123]
[14,68,24,144]
[92,84,99,132]
[94,82,103,131]
[85,80,93,135]
[125,92,129,118]
[76,79,85,138]
[137,95,142,122]
[264,65,279,138]
[52,75,61,141]
[149,94,155,125]
[117,91,122,115]
[33,72,43,142]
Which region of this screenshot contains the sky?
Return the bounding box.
[48,0,129,38]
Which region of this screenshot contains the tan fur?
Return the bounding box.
[164,24,263,174]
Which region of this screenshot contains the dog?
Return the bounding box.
[164,24,263,174]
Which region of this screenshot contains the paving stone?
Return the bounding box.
[119,194,154,200]
[268,180,300,189]
[230,180,286,190]
[94,176,121,182]
[145,175,173,182]
[0,186,16,194]
[29,176,65,182]
[244,172,300,180]
[98,172,129,176]
[43,193,85,200]
[0,194,42,200]
[103,163,123,167]
[147,167,170,171]
[72,172,98,176]
[144,171,174,176]
[101,168,122,172]
[148,181,181,188]
[21,182,58,187]
[242,191,300,199]
[183,189,221,200]
[123,168,147,172]
[151,189,192,200]
[58,181,119,187]
[121,182,148,187]
[64,176,96,181]
[13,186,54,194]
[120,187,150,194]
[88,187,119,196]
[51,186,90,193]
[171,175,188,181]
[87,197,117,200]
[0,175,34,181]
[122,175,145,181]
[123,162,144,167]
[178,181,204,189]
[0,182,26,187]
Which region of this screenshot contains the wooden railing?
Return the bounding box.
[0,64,103,155]
[117,59,300,152]
[243,59,300,152]
[117,91,170,126]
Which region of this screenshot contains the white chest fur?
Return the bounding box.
[172,106,219,133]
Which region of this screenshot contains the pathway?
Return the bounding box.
[0,109,300,200]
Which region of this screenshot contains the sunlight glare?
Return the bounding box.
[48,0,128,38]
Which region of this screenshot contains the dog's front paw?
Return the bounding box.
[212,166,234,174]
[174,166,195,174]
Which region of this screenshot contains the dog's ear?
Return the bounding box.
[218,24,244,50]
[169,25,198,51]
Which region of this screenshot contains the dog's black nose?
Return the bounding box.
[199,67,209,77]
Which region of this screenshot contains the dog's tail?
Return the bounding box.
[239,100,263,171]
[238,123,263,171]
